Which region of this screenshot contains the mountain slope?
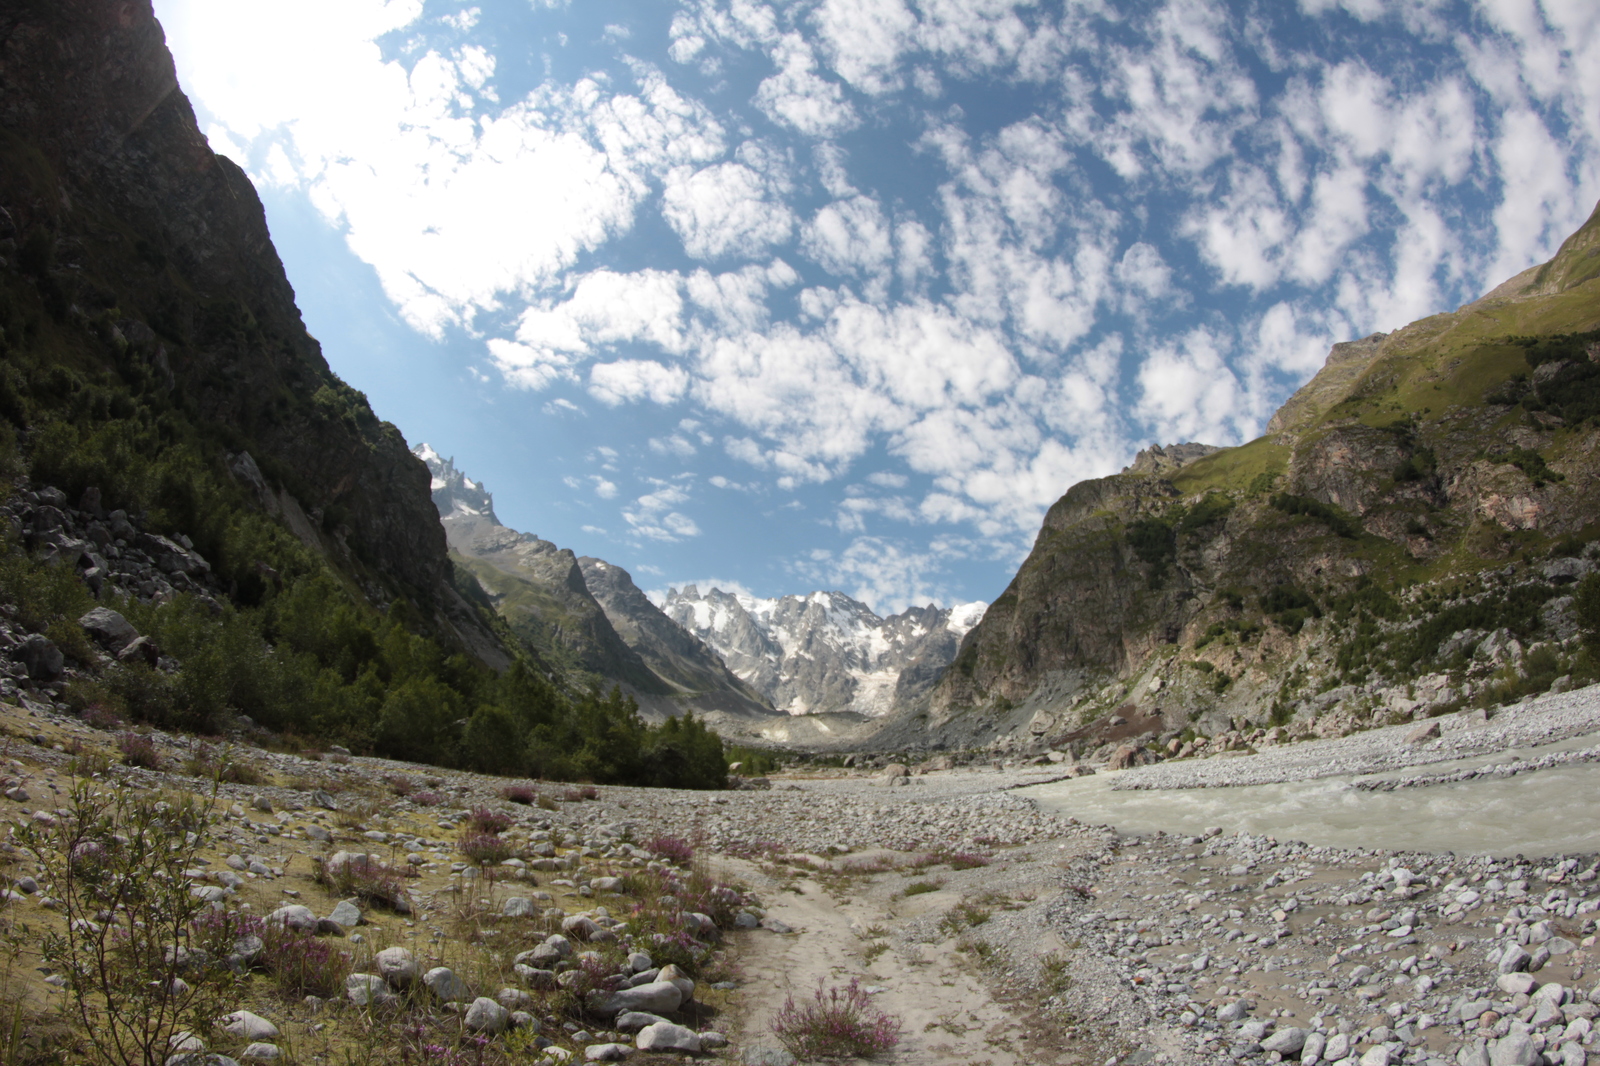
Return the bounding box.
[661,585,985,717]
[911,201,1600,753]
[415,446,777,728]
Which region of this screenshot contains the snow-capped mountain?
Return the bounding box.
[658,586,986,717]
[413,445,776,729]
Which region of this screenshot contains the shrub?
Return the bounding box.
[385,774,416,797]
[647,835,694,865]
[465,806,513,834]
[942,851,991,871]
[411,790,446,807]
[770,978,902,1060]
[562,785,600,802]
[901,880,944,897]
[315,854,411,912]
[194,912,351,998]
[535,793,559,811]
[458,831,513,866]
[117,731,162,770]
[500,785,536,805]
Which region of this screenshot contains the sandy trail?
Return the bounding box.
[717,849,1092,1066]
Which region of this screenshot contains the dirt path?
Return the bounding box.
[717,850,1090,1066]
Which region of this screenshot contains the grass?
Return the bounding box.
[770,978,902,1060]
[315,853,412,912]
[1169,438,1289,496]
[900,879,945,898]
[117,731,161,770]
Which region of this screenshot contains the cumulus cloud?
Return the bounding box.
[623,483,702,541]
[589,361,691,405]
[754,33,859,137]
[661,160,795,260]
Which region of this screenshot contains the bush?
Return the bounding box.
[315,854,410,912]
[901,880,944,897]
[500,784,536,804]
[465,806,513,834]
[771,978,902,1060]
[1575,573,1600,654]
[647,835,694,864]
[411,790,445,807]
[458,831,512,866]
[941,851,991,871]
[117,731,162,770]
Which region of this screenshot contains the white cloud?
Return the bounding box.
[1134,329,1252,445]
[590,476,619,499]
[813,0,916,94]
[791,535,964,614]
[623,483,701,541]
[589,360,691,405]
[800,196,893,277]
[754,33,859,137]
[661,161,796,259]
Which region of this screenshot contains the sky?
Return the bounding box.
[152,0,1600,614]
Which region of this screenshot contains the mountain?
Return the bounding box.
[660,585,986,717]
[414,445,777,729]
[900,199,1600,754]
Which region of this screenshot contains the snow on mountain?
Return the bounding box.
[659,585,986,718]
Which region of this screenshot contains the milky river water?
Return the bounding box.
[1020,733,1600,858]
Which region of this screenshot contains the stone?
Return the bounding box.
[1323,1033,1351,1061]
[240,1045,280,1062]
[585,1046,632,1062]
[79,607,138,651]
[591,876,624,892]
[221,1011,279,1041]
[760,917,793,934]
[1404,721,1441,744]
[312,791,338,810]
[344,974,394,1008]
[266,905,317,934]
[1496,973,1535,995]
[1359,1047,1391,1066]
[657,963,694,1002]
[698,1032,728,1050]
[616,1012,669,1033]
[327,899,362,929]
[1457,1042,1490,1066]
[741,1048,797,1066]
[562,915,600,940]
[635,1022,701,1054]
[1301,1031,1326,1065]
[464,997,510,1035]
[424,966,470,1003]
[375,946,418,988]
[1261,1027,1307,1054]
[600,982,684,1017]
[497,987,533,1010]
[543,933,574,957]
[514,965,557,989]
[503,896,537,918]
[1487,1032,1540,1066]
[18,635,63,680]
[627,952,653,973]
[1217,1000,1249,1023]
[1498,945,1531,974]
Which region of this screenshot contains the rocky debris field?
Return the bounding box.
[5,664,1600,1065]
[1112,685,1600,791]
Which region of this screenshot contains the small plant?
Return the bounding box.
[535,793,559,811]
[941,850,991,870]
[562,785,600,801]
[771,978,902,1060]
[385,774,417,797]
[465,806,513,834]
[500,784,536,805]
[458,831,513,865]
[80,703,123,730]
[901,879,944,898]
[412,790,446,807]
[117,731,162,770]
[647,834,694,864]
[315,854,411,912]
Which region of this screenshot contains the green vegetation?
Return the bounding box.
[0,188,725,790]
[1260,585,1320,635]
[1125,516,1175,588]
[1490,445,1565,487]
[1268,492,1361,538]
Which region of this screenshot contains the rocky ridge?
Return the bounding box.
[415,445,777,731]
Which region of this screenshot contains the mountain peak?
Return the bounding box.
[413,443,500,525]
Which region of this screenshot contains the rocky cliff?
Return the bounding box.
[0,0,507,667]
[907,201,1600,755]
[660,585,985,717]
[414,446,777,729]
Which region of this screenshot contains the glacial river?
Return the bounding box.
[1021,732,1600,858]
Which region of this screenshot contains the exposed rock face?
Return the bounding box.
[0,0,505,666]
[414,446,776,727]
[917,202,1600,749]
[577,558,772,716]
[1120,442,1222,476]
[660,586,985,717]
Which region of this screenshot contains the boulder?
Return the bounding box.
[657,964,694,1002]
[18,635,63,680]
[502,896,538,918]
[1488,1032,1540,1066]
[615,1012,669,1033]
[266,905,318,934]
[344,974,394,1008]
[599,982,683,1017]
[585,1045,633,1062]
[221,1011,279,1041]
[374,946,418,988]
[424,966,470,1003]
[79,607,139,651]
[327,899,362,929]
[636,1022,701,1054]
[464,997,510,1035]
[562,915,600,941]
[1404,720,1441,744]
[1260,1027,1306,1054]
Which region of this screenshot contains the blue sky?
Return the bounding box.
[153,0,1599,613]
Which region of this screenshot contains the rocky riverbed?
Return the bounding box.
[4,683,1600,1066]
